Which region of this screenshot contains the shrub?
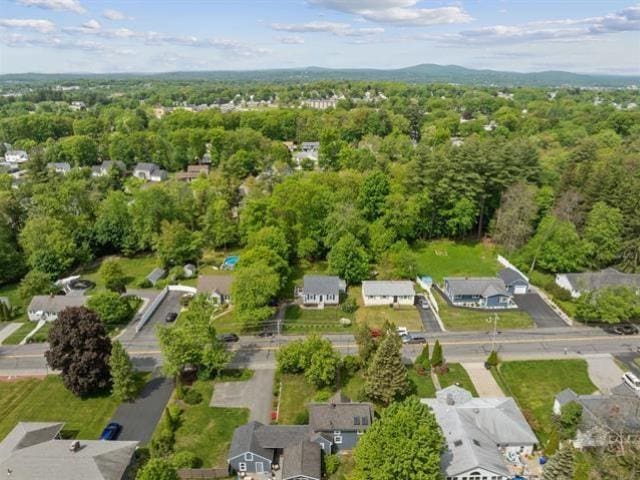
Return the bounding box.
[182,388,203,405]
[340,297,358,314]
[294,410,309,425]
[486,350,500,368]
[544,428,560,455]
[137,278,152,288]
[171,451,202,469]
[342,355,362,376]
[323,454,341,475]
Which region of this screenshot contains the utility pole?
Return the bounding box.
[488,313,499,353]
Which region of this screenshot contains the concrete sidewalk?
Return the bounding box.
[583,354,625,394]
[0,323,23,345]
[461,362,504,397]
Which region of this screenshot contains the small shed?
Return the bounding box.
[146,268,167,286]
[183,263,197,278]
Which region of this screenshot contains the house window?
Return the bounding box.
[238,463,247,472]
[333,430,341,435]
[334,436,343,444]
[244,453,253,461]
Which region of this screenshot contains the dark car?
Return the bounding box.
[219,333,239,342]
[609,324,639,335]
[165,312,178,323]
[402,334,427,344]
[99,422,122,441]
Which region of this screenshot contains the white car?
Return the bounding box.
[622,371,640,392]
[397,327,409,336]
[420,300,430,310]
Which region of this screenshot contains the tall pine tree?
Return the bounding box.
[542,442,575,480]
[109,340,138,401]
[431,339,444,367]
[365,332,409,405]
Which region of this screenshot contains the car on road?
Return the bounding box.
[256,331,273,338]
[165,312,178,323]
[419,299,430,310]
[219,333,239,343]
[99,422,122,441]
[401,334,427,344]
[607,324,638,335]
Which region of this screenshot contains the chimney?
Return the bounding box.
[69,440,80,452]
[446,394,455,406]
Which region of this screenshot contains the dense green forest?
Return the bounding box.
[1,79,639,325]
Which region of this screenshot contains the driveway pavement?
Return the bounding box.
[210,368,275,424]
[461,362,504,397]
[109,373,174,444]
[515,293,567,328]
[583,354,625,393]
[416,295,442,333]
[614,352,640,375]
[0,323,23,344]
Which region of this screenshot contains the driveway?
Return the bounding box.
[210,368,275,424]
[416,295,442,333]
[514,293,567,328]
[583,354,625,393]
[614,352,640,376]
[109,374,174,444]
[461,362,504,397]
[0,323,23,344]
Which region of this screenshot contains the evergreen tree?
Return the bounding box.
[431,339,444,367]
[415,343,430,370]
[486,350,499,368]
[109,340,138,401]
[543,442,575,480]
[354,322,377,363]
[365,333,410,405]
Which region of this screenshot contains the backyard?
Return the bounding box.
[277,373,332,425]
[0,376,121,440]
[80,254,161,290]
[491,359,597,442]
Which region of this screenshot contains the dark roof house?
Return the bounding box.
[301,275,346,306]
[498,268,529,294]
[443,277,515,309]
[555,268,640,298]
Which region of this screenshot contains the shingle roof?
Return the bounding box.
[0,422,63,464]
[27,295,87,313]
[308,402,374,432]
[146,268,166,284]
[303,275,344,296]
[253,425,309,449]
[444,278,511,298]
[282,440,321,480]
[133,162,158,173]
[498,268,528,286]
[362,280,415,297]
[228,421,273,462]
[562,268,640,293]
[197,275,233,296]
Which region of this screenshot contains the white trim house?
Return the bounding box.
[361,281,415,306]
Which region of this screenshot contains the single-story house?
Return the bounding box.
[91,160,126,177]
[443,278,516,309]
[27,295,87,322]
[175,164,210,182]
[498,268,529,295]
[422,385,538,480]
[300,275,346,307]
[46,162,71,175]
[197,275,233,304]
[146,267,166,286]
[555,267,640,298]
[361,281,415,306]
[133,162,167,182]
[228,393,373,479]
[4,150,28,164]
[0,422,138,480]
[300,142,319,153]
[554,385,640,449]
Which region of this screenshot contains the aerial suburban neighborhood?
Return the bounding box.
[1,1,639,480]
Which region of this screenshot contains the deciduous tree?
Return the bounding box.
[109,340,137,401]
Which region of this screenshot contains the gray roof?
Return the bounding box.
[27,295,87,313]
[562,268,640,293]
[362,280,415,297]
[444,277,511,299]
[197,275,233,296]
[47,162,71,172]
[228,421,274,462]
[282,440,321,480]
[133,162,158,173]
[308,401,374,432]
[253,425,309,449]
[422,386,538,478]
[498,268,528,286]
[146,268,166,284]
[0,422,137,480]
[0,422,63,464]
[303,275,345,296]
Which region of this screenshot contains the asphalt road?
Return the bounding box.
[515,293,567,328]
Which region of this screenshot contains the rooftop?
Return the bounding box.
[362,280,415,297]
[27,295,87,313]
[444,277,511,298]
[561,268,640,293]
[302,275,345,296]
[197,275,234,296]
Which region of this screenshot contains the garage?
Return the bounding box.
[499,268,530,295]
[513,284,528,295]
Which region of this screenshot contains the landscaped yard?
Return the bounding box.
[1,322,37,345]
[435,293,534,331]
[0,376,120,440]
[438,363,478,395]
[491,359,597,442]
[408,369,437,398]
[350,286,423,331]
[283,305,354,333]
[413,239,500,283]
[171,380,248,468]
[80,254,160,290]
[277,373,331,425]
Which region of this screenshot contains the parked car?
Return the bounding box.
[608,324,638,335]
[397,326,409,336]
[99,422,122,441]
[165,312,178,323]
[401,334,427,344]
[219,333,239,343]
[622,371,640,392]
[420,299,430,310]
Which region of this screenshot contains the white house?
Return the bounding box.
[555,268,640,298]
[361,281,415,306]
[300,275,346,308]
[91,160,126,177]
[4,150,28,164]
[27,295,87,322]
[133,162,167,182]
[422,386,538,480]
[46,162,71,175]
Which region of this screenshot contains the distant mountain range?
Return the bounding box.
[2,64,638,88]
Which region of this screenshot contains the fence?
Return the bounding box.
[497,255,530,282]
[177,468,228,479]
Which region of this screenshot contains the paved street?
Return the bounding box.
[210,368,275,424]
[515,293,567,328]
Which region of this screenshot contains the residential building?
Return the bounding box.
[175,164,209,182]
[422,386,538,480]
[361,280,415,306]
[0,422,138,480]
[46,162,71,175]
[228,393,373,479]
[27,295,87,322]
[4,150,29,164]
[498,268,529,295]
[300,275,346,307]
[133,162,167,182]
[555,267,640,298]
[146,268,166,286]
[443,278,515,309]
[554,385,640,449]
[197,275,233,304]
[91,160,125,177]
[69,101,86,111]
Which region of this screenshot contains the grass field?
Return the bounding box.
[1,322,37,345]
[408,369,437,397]
[413,239,500,282]
[438,363,478,395]
[283,305,354,333]
[492,360,597,442]
[435,293,533,331]
[81,254,160,289]
[0,376,120,440]
[172,380,248,468]
[277,373,330,425]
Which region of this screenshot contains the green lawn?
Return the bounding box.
[340,369,366,402]
[413,239,500,283]
[26,322,52,343]
[80,254,160,290]
[329,453,355,480]
[1,322,37,345]
[0,376,120,440]
[408,369,437,398]
[492,360,597,442]
[277,373,333,425]
[171,380,249,468]
[283,305,354,333]
[350,286,423,331]
[438,363,478,395]
[436,293,533,331]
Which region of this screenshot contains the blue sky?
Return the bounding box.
[0,0,638,74]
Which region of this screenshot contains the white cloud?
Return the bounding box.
[308,0,472,26]
[0,18,56,33]
[270,21,383,36]
[276,35,305,44]
[102,9,131,21]
[15,0,85,14]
